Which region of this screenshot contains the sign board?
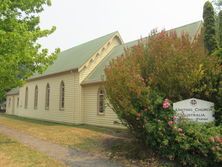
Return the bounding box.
[173,98,215,123]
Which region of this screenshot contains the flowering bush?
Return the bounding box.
[105,31,222,166]
[143,98,222,166]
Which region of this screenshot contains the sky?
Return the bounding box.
[39,0,208,52]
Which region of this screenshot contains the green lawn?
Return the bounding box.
[0,133,64,167]
[0,114,164,167]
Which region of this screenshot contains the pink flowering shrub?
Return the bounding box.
[162,99,170,109]
[142,97,222,166]
[105,31,222,166]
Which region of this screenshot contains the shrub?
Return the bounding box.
[105,31,222,166]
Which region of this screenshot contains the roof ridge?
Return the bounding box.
[167,20,202,31]
[124,20,202,46]
[60,31,118,53]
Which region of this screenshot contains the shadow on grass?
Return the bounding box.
[0,134,17,145]
[0,113,128,137]
[0,113,59,126]
[0,140,16,145]
[102,136,177,167]
[68,137,102,152]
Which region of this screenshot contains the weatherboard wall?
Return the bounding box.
[82,84,123,128]
[17,72,76,124]
[73,72,83,124]
[6,94,19,115]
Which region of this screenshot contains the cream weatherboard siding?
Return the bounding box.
[17,72,76,123]
[6,94,19,115]
[14,95,20,115]
[73,72,83,124]
[82,84,123,128]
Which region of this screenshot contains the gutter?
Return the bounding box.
[81,80,105,86]
[27,68,78,81]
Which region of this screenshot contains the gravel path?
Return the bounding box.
[0,125,122,167]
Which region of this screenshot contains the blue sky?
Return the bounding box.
[39,0,208,52]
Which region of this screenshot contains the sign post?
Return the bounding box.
[173,98,215,123]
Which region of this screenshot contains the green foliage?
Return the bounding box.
[0,0,60,100]
[105,31,222,166]
[203,1,218,54]
[218,10,222,48]
[213,0,222,11]
[143,99,222,166]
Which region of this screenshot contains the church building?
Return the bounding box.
[6,21,202,128]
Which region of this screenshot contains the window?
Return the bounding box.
[59,81,65,110]
[45,83,50,110]
[25,87,28,109]
[17,97,19,108]
[8,98,11,107]
[34,86,38,109]
[98,88,105,114]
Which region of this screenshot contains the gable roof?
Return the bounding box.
[30,31,120,80]
[169,20,202,41]
[82,20,202,85]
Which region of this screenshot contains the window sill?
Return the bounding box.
[97,112,105,116]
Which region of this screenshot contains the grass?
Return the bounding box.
[0,114,128,152]
[0,133,64,167]
[0,114,167,167]
[0,114,127,151]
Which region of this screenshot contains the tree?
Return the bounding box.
[213,0,222,11]
[105,31,222,165]
[105,31,222,124]
[0,0,59,101]
[218,10,222,47]
[203,1,218,53]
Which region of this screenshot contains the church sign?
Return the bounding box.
[173,98,215,123]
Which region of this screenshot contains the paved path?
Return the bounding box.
[0,125,122,167]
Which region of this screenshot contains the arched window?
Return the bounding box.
[25,87,28,109]
[8,98,11,107]
[34,86,38,109]
[45,83,50,110]
[17,97,19,108]
[98,88,105,114]
[60,81,65,110]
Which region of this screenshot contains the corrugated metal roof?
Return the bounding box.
[30,31,119,80]
[82,21,202,84]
